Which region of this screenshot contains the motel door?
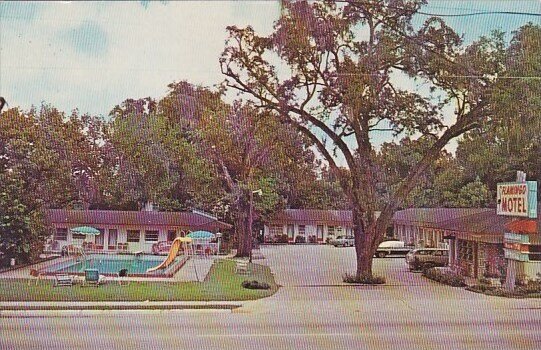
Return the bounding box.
[108,229,118,250]
[167,230,177,242]
[317,225,324,243]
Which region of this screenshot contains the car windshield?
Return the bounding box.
[336,236,344,239]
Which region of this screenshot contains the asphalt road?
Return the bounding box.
[2,245,541,350]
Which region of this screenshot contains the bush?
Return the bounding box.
[423,268,466,287]
[343,273,386,285]
[273,235,289,244]
[294,235,306,244]
[242,280,271,290]
[483,272,501,279]
[516,281,541,294]
[467,280,541,298]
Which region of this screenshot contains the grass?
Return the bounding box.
[0,260,278,302]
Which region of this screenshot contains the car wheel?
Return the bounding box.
[377,251,387,258]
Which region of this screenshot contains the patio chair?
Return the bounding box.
[54,274,74,287]
[83,269,106,287]
[235,260,250,274]
[116,268,129,286]
[28,269,43,286]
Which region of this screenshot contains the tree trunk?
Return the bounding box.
[352,206,383,279]
[234,206,252,258]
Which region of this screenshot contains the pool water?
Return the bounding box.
[54,257,175,275]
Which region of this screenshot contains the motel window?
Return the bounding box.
[270,225,283,237]
[287,225,294,238]
[95,229,105,246]
[458,240,474,262]
[298,225,306,236]
[145,230,159,242]
[328,226,335,236]
[529,245,541,261]
[54,228,68,241]
[127,230,140,243]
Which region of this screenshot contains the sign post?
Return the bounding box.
[499,172,538,291]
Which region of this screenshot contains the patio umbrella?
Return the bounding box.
[186,231,215,239]
[70,226,100,235]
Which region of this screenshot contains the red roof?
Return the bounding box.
[45,209,232,231]
[269,209,353,225]
[505,220,538,234]
[393,207,541,243]
[392,208,491,228]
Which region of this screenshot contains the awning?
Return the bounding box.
[505,220,538,234]
[70,226,100,235]
[187,231,215,239]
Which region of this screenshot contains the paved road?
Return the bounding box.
[2,245,541,350]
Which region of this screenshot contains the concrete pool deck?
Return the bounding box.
[0,256,218,283]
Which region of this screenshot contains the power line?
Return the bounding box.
[416,10,541,17]
[334,1,541,17]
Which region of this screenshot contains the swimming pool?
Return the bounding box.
[43,254,187,278]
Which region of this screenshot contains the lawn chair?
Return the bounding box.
[83,269,106,287]
[54,274,74,287]
[28,268,43,286]
[116,268,129,286]
[235,260,250,274]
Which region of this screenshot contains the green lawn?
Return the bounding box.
[0,260,278,302]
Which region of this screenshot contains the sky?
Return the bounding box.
[1,1,540,155]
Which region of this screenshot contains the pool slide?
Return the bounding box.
[146,237,184,272]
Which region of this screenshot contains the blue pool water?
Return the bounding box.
[53,256,175,275]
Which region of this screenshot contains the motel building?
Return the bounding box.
[263,209,354,243]
[44,208,231,255]
[393,206,541,281]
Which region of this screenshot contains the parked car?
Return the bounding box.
[405,248,449,271]
[330,235,354,247]
[375,240,413,258]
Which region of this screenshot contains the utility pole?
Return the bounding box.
[248,189,262,263]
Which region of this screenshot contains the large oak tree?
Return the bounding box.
[221,0,501,277]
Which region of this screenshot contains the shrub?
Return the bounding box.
[516,281,541,294]
[242,280,271,290]
[294,235,306,244]
[343,273,386,285]
[423,268,466,287]
[274,235,289,244]
[409,257,425,271]
[483,272,501,279]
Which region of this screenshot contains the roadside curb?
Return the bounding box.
[0,301,245,312]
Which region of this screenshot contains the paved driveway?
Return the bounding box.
[248,244,541,322]
[259,244,425,286]
[3,245,541,350]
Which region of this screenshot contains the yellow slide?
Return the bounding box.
[146,237,186,272]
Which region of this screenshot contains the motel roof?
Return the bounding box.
[393,207,540,243]
[392,208,491,228]
[45,209,232,231]
[269,209,353,225]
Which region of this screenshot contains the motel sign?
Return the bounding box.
[497,181,537,218]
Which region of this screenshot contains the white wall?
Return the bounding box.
[50,224,185,253]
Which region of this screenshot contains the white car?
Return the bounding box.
[375,240,413,258]
[330,235,354,247]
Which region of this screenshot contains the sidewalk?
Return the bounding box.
[0,300,246,312]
